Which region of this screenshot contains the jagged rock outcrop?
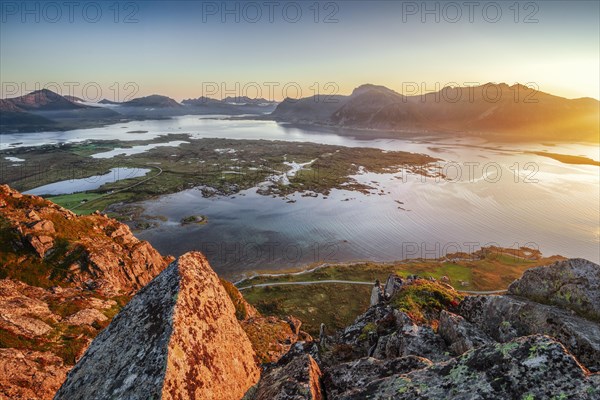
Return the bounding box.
[509,258,600,321]
[458,293,600,372]
[370,310,448,362]
[247,260,600,399]
[438,310,493,355]
[244,348,324,400]
[0,185,171,399]
[0,184,171,296]
[54,252,261,400]
[340,335,599,399]
[333,280,462,363]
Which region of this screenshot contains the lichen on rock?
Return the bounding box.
[54,252,261,400]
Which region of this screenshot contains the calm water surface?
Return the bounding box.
[23,167,150,196]
[3,116,598,279]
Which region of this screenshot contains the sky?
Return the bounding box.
[1,0,599,101]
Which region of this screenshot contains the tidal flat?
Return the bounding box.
[0,134,436,219]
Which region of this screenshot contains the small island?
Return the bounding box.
[180,215,208,225]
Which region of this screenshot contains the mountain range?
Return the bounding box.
[1,84,598,141]
[0,91,278,133]
[270,83,600,141]
[0,89,122,132]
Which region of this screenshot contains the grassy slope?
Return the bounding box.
[240,249,564,335]
[242,284,373,336]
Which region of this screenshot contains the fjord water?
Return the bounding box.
[136,149,599,279]
[3,116,598,278]
[23,167,151,196]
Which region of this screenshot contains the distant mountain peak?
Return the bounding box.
[2,89,88,111]
[351,84,401,97]
[271,82,599,142]
[122,94,182,108]
[98,98,121,105]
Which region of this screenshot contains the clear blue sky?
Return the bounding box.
[1,1,598,101]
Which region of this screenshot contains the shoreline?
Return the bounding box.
[233,246,550,288]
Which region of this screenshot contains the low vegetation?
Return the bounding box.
[390,280,463,325]
[239,247,563,334]
[1,135,436,225]
[242,283,372,336]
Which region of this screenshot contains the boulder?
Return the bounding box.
[65,309,108,326]
[458,294,600,372]
[54,252,261,400]
[27,234,54,257]
[340,335,599,400]
[509,258,600,321]
[244,353,324,400]
[438,310,493,355]
[30,220,55,233]
[323,356,432,399]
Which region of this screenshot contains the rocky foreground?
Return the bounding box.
[55,254,600,399]
[241,259,600,399]
[0,184,171,399]
[0,186,305,399]
[2,184,599,399]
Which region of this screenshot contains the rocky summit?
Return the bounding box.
[54,252,261,400]
[0,185,171,399]
[243,259,600,399]
[53,256,600,400]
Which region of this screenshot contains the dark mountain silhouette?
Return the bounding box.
[181,96,222,106]
[121,94,182,108]
[0,90,121,133]
[3,89,88,111]
[98,99,121,105]
[271,83,600,141]
[271,95,348,123]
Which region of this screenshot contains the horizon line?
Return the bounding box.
[3,81,599,103]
